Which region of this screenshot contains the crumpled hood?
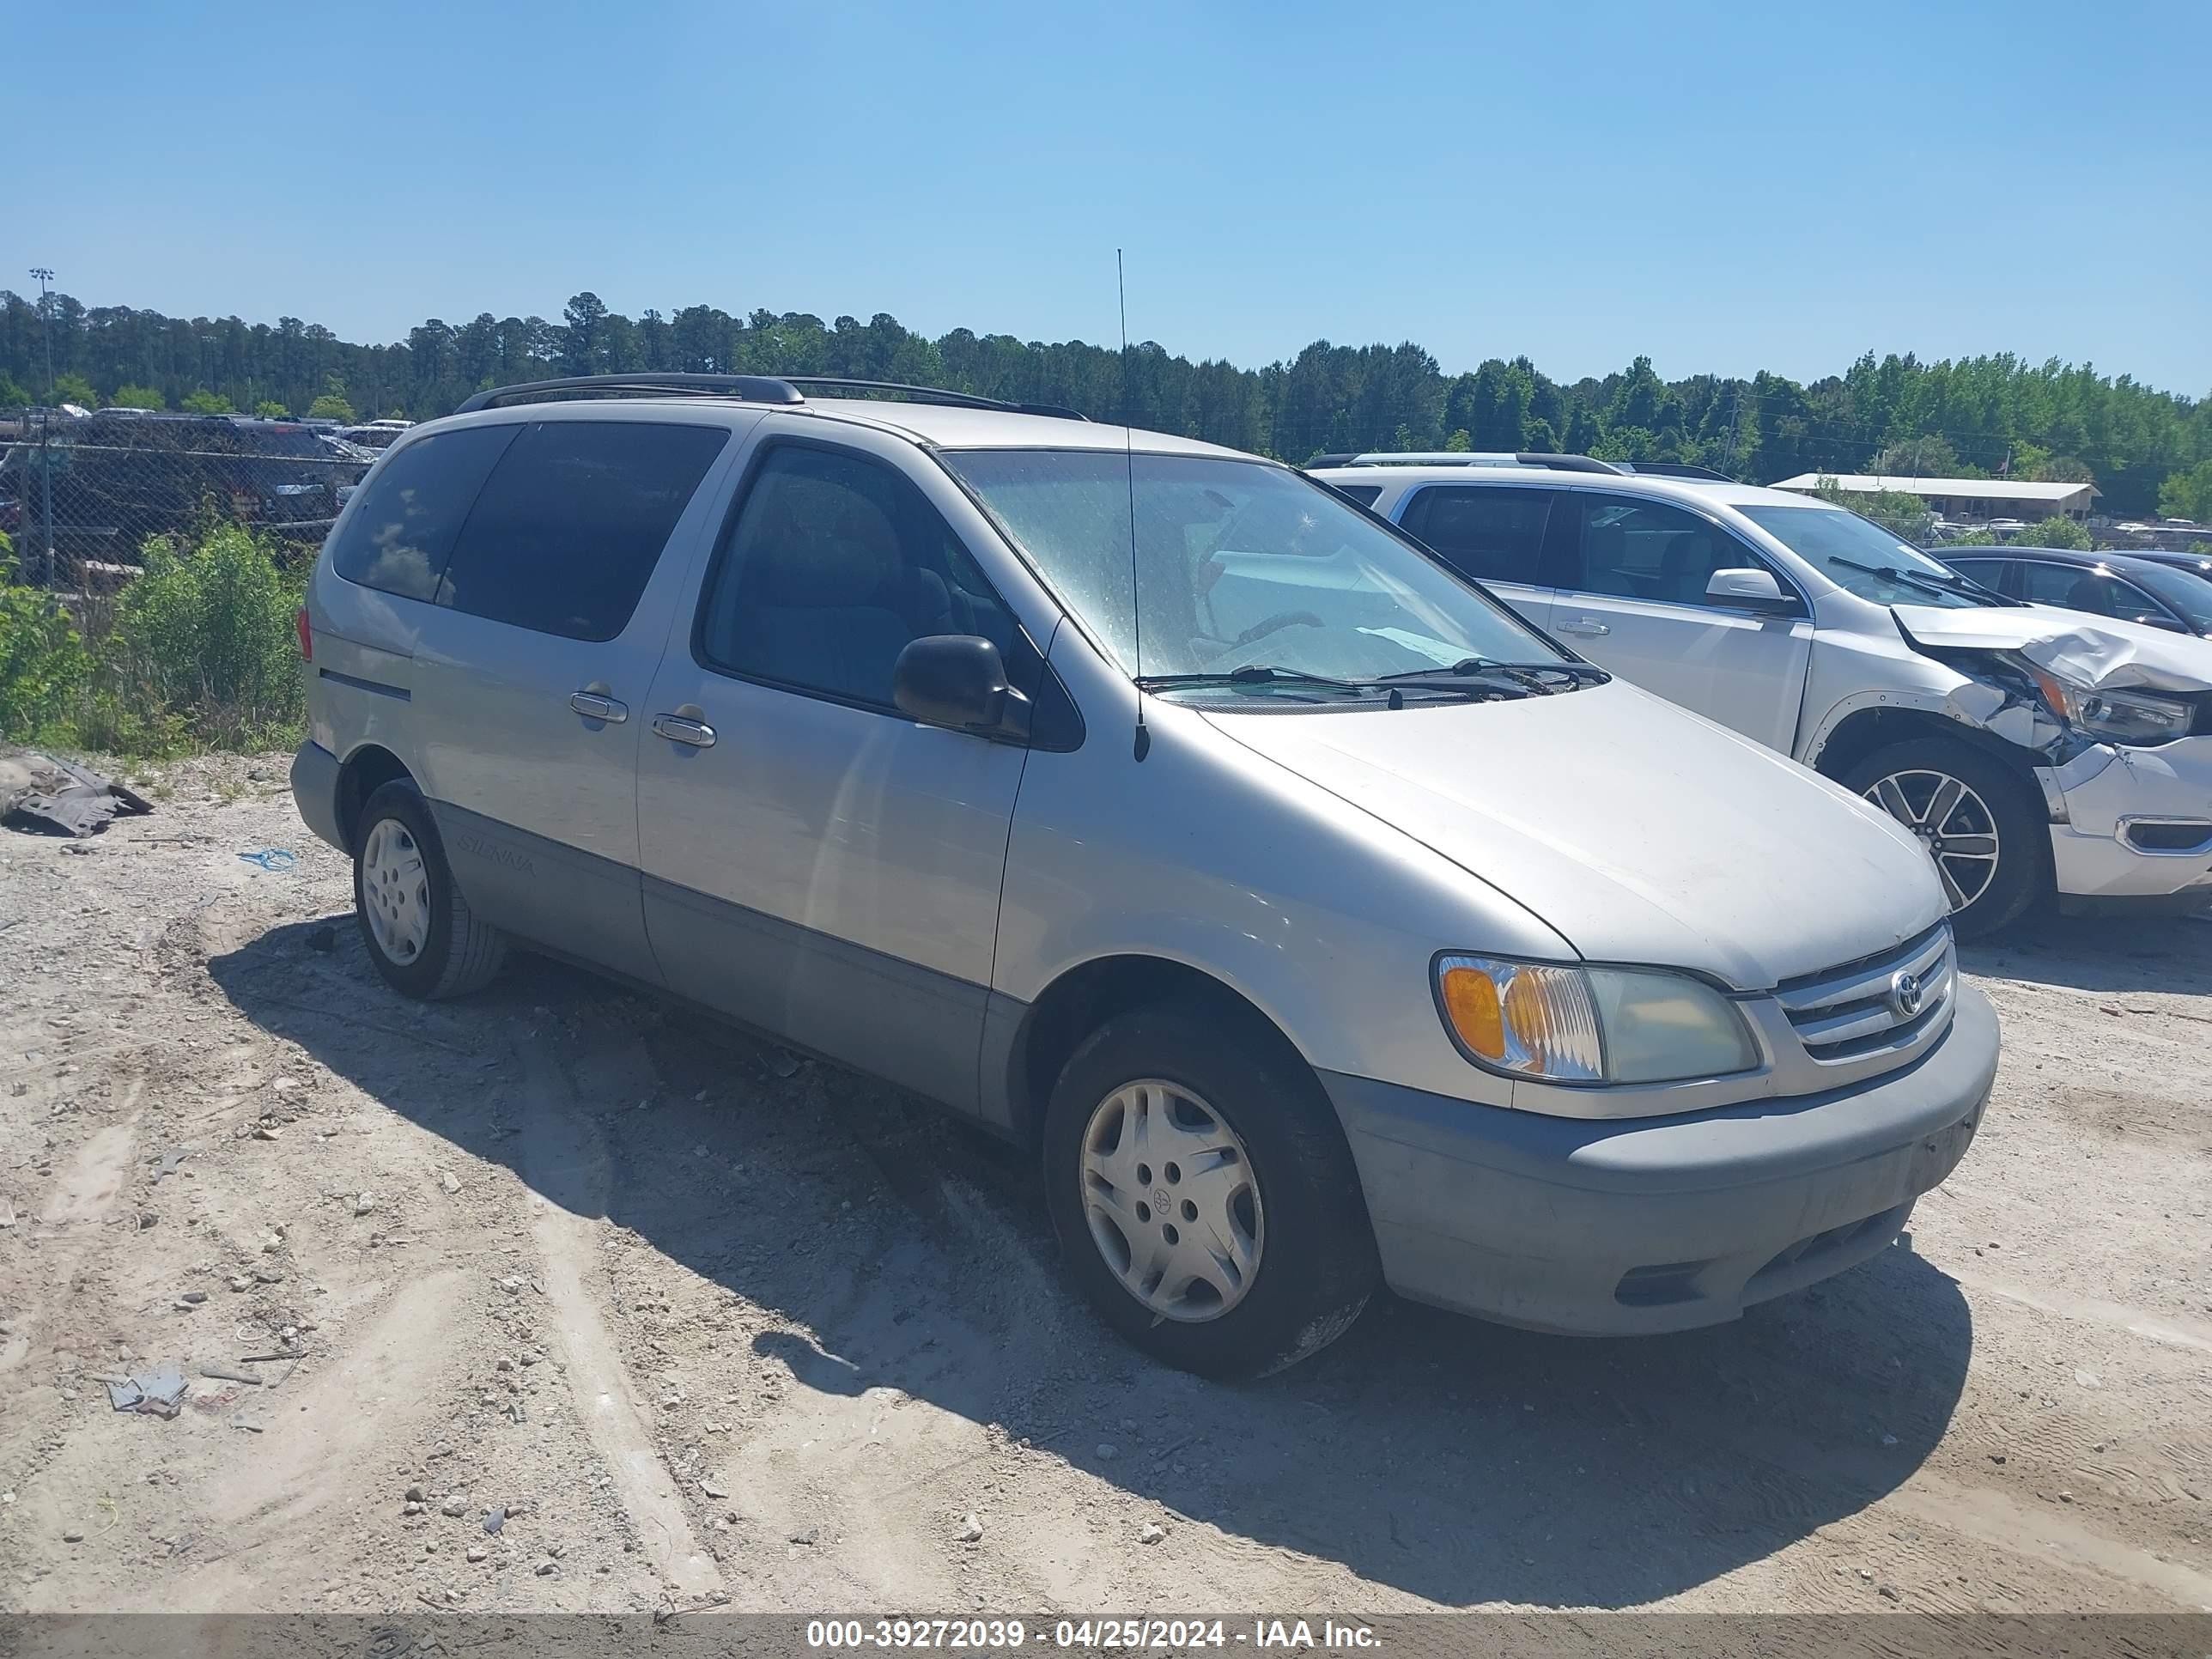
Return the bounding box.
[1893,604,2212,695]
[1203,681,1949,989]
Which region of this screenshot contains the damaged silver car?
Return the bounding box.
[1311,458,2212,935]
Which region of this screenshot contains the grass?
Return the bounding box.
[2,523,307,759]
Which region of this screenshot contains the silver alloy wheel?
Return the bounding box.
[361,817,431,965]
[1864,768,2002,912]
[1079,1079,1264,1323]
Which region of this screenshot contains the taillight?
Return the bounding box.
[296,605,313,662]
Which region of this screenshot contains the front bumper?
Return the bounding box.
[2045,737,2212,909]
[1322,985,1999,1335]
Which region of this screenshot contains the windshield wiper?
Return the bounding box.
[1135,665,1377,696]
[1828,554,2018,606]
[1376,657,1610,694]
[1136,663,1518,703]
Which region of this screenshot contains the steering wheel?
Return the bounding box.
[1231,610,1326,648]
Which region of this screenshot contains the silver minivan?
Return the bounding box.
[291,376,1998,1377]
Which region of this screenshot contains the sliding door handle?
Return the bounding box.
[568,690,629,722]
[652,713,717,748]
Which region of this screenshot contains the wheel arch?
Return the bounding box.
[996,954,1312,1150]
[1808,703,2050,798]
[333,743,416,853]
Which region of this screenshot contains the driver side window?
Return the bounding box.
[696,444,1019,710]
[1559,494,1776,608]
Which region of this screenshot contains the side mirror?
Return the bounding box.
[2135,612,2190,634]
[1705,567,1795,613]
[893,635,1031,739]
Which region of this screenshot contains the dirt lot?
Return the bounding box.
[1,754,2208,1617]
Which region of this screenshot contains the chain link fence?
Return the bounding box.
[1,407,383,750]
[1,406,376,589]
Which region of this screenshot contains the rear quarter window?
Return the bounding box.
[435,421,730,641]
[328,424,520,601]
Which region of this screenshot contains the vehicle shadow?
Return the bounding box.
[208,919,1974,1611]
[1966,913,2212,995]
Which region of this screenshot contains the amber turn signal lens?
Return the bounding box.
[1438,963,1507,1062]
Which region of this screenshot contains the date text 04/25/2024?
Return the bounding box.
[804,1619,1381,1650]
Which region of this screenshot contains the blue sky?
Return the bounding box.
[14,0,2210,392]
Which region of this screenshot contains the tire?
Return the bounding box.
[350,780,507,1000]
[1843,736,2051,940]
[1042,1002,1378,1379]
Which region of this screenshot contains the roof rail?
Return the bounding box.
[781,378,1089,422]
[455,374,805,413]
[1316,450,1626,476]
[454,372,1089,422]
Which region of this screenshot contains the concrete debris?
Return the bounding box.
[957,1514,983,1543]
[1139,1522,1166,1545]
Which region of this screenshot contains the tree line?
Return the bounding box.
[3,288,2208,517]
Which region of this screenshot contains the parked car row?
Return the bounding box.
[1310,454,2212,936]
[0,408,374,567]
[290,378,2018,1377]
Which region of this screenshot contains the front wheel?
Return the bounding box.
[1042,1004,1377,1378]
[1844,737,2051,939]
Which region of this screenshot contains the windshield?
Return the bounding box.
[941,450,1566,689]
[1736,504,1991,608]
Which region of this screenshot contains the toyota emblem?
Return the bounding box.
[1890,969,1924,1018]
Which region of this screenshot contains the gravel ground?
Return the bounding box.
[1,754,2207,1616]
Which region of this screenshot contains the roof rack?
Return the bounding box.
[453,372,1087,422]
[1310,450,1625,476]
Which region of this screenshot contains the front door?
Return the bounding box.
[636,428,1032,1116]
[1542,490,1814,752]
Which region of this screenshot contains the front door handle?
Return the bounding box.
[568,690,629,723]
[652,713,717,748]
[1558,617,1611,637]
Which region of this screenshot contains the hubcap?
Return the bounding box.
[1079,1079,1264,1323]
[361,817,430,964]
[1864,769,2001,913]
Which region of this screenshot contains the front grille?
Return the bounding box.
[1773,922,1954,1064]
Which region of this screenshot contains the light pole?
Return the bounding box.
[29,267,56,402]
[27,267,58,582]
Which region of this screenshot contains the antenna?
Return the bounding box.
[1120,248,1148,762]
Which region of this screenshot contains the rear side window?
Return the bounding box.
[1945,557,2013,594]
[436,421,729,641]
[328,424,519,601]
[2014,561,2160,623]
[1401,486,1554,584]
[1326,483,1382,507]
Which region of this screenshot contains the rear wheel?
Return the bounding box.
[351,781,507,999]
[1042,1004,1376,1378]
[1844,737,2050,939]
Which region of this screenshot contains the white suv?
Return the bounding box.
[1312,454,2212,936]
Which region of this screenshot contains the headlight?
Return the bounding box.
[1435,956,1759,1085]
[2022,661,2194,747]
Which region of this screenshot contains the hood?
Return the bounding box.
[1203,682,1948,990]
[1892,604,2212,695]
